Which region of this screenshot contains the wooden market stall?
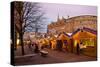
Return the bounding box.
[71,27,97,57]
[57,32,71,51]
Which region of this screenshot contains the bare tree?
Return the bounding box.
[23,2,45,33]
[14,1,25,55]
[14,1,45,55]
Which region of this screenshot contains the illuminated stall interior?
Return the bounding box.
[49,35,57,50]
[57,32,71,51]
[71,27,97,57]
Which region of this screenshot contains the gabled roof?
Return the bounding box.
[57,32,71,38]
[71,28,80,36]
[63,32,71,37]
[71,27,97,37]
[83,27,97,35]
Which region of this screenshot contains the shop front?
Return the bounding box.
[57,32,71,51]
[72,28,97,57]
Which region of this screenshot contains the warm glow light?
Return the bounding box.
[74,40,78,47]
[17,39,20,45]
[80,45,87,49]
[48,36,50,38]
[83,45,87,48]
[54,35,57,37]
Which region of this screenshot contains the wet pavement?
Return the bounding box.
[14,45,97,66]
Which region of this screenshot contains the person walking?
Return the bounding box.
[57,40,63,51]
[63,40,68,51]
[76,43,80,55]
[34,40,40,53]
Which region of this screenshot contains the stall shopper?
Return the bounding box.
[76,43,80,55]
[34,42,40,53]
[63,40,68,51]
[57,40,63,51]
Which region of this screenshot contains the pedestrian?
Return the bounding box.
[34,42,40,53]
[63,40,68,51]
[31,42,34,46]
[59,40,63,51]
[76,43,80,55]
[57,40,63,51]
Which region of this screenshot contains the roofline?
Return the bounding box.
[71,27,97,37]
[48,15,97,27]
[66,15,97,21]
[57,32,71,38]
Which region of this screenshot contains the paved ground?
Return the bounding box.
[14,45,97,66]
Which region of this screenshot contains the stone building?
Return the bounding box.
[47,15,97,35]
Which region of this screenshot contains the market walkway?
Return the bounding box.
[14,45,97,65]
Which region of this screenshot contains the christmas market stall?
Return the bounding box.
[71,27,97,57]
[57,32,71,51]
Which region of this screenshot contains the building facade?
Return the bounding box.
[47,15,97,35]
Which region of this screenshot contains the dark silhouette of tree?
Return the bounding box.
[23,2,45,33]
[14,1,45,55]
[14,1,25,55]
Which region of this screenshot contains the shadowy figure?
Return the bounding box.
[76,43,80,55]
[57,40,63,51]
[34,43,40,53]
[63,40,68,51]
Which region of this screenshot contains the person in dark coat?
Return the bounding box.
[63,40,68,51]
[57,40,63,51]
[76,43,80,55]
[34,43,40,53]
